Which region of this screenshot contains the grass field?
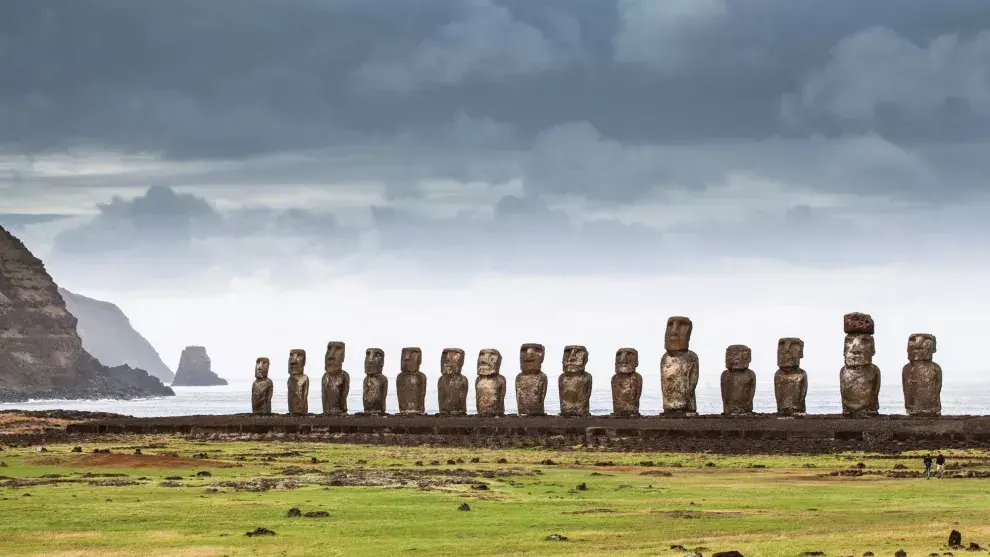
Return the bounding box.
[1,437,988,556]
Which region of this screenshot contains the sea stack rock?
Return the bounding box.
[171,346,228,386]
[839,312,881,417]
[0,225,174,402]
[720,345,756,415]
[902,333,942,416]
[774,337,808,415]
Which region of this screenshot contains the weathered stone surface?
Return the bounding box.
[840,334,880,416]
[0,225,174,402]
[611,348,642,417]
[362,348,388,415]
[774,337,807,415]
[515,343,548,416]
[172,346,227,386]
[321,342,349,415]
[59,288,174,383]
[286,349,309,415]
[396,347,427,415]
[721,346,756,415]
[251,357,273,414]
[475,348,505,416]
[559,345,592,417]
[661,316,699,414]
[903,333,941,416]
[437,348,468,416]
[843,312,875,334]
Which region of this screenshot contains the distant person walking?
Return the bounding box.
[936,453,946,478]
[923,455,933,479]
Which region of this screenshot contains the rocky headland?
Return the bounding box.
[59,287,175,383]
[0,225,175,402]
[171,346,228,386]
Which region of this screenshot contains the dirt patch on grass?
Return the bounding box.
[657,510,749,519]
[69,453,236,469]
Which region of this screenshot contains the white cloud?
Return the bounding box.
[612,0,728,71]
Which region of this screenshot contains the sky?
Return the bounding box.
[2,0,990,392]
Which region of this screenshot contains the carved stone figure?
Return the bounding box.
[611,348,642,417]
[395,347,427,415]
[475,348,506,416]
[773,337,808,415]
[515,343,548,416]
[660,316,700,414]
[437,348,468,415]
[362,348,388,415]
[286,349,309,415]
[321,341,349,415]
[839,313,881,416]
[902,333,942,416]
[558,345,593,417]
[251,357,273,414]
[720,345,756,415]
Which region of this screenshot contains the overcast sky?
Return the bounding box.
[2,1,989,395]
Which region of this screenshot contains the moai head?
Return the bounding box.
[907,333,936,362]
[725,345,752,370]
[520,343,545,373]
[288,349,306,375]
[255,357,270,380]
[477,348,502,376]
[400,347,422,373]
[777,338,804,368]
[441,348,465,375]
[615,348,639,374]
[562,345,589,373]
[324,341,345,373]
[843,335,875,366]
[664,316,693,351]
[364,348,385,376]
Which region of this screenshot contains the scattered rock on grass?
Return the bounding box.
[196,471,212,477]
[458,503,471,511]
[545,534,568,541]
[576,483,587,491]
[287,508,301,518]
[245,527,276,537]
[304,511,330,518]
[497,458,507,464]
[71,447,82,453]
[894,550,906,557]
[949,530,962,547]
[713,552,744,557]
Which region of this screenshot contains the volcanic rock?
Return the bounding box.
[0,225,174,402]
[58,288,174,383]
[171,346,227,386]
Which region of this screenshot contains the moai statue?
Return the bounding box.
[286,349,309,415]
[515,343,548,416]
[362,348,388,415]
[839,312,881,417]
[559,345,593,417]
[611,348,642,417]
[902,333,942,416]
[774,337,808,416]
[475,348,506,416]
[396,347,427,415]
[660,316,700,415]
[437,348,469,416]
[720,345,757,415]
[321,341,349,415]
[251,357,273,414]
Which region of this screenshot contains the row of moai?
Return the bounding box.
[251,313,943,417]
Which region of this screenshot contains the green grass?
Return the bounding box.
[1,438,988,556]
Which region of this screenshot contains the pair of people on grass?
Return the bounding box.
[923,453,945,479]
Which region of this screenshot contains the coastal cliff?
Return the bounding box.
[0,225,175,402]
[171,346,228,387]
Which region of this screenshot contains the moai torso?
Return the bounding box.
[611,348,643,417]
[661,316,700,414]
[362,348,388,415]
[559,345,593,417]
[773,337,808,415]
[437,348,468,415]
[321,341,350,415]
[839,313,881,416]
[251,357,273,414]
[286,349,309,415]
[475,349,506,416]
[396,347,427,414]
[721,345,756,415]
[515,343,548,416]
[902,333,942,416]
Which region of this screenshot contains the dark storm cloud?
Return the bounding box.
[3,0,990,161]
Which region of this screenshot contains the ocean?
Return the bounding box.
[2,378,987,417]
